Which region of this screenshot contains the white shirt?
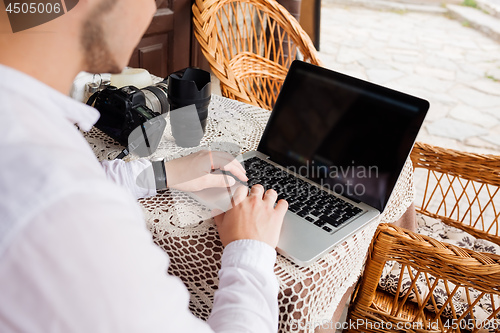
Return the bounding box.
[0,65,279,333]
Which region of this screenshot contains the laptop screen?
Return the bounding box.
[258,61,429,212]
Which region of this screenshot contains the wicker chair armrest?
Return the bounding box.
[353,223,500,310]
[411,142,500,186]
[410,142,500,245]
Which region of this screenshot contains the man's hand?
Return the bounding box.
[164,150,248,192]
[213,185,288,248]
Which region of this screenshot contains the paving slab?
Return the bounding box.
[486,68,500,81]
[465,136,500,149]
[320,2,500,154]
[483,107,500,120]
[450,85,500,108]
[330,0,447,13]
[447,4,500,43]
[336,46,367,63]
[415,66,455,81]
[421,103,452,122]
[449,105,499,128]
[426,118,489,140]
[467,80,500,96]
[477,0,500,19]
[366,68,405,83]
[481,134,500,146]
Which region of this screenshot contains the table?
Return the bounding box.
[84,94,415,333]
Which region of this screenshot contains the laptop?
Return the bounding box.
[193,60,429,266]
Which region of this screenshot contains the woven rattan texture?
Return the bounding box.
[379,215,500,330]
[346,143,500,333]
[411,142,500,247]
[348,224,500,333]
[84,95,415,333]
[192,0,322,110]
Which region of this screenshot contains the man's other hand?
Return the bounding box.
[164,150,248,192]
[213,185,288,249]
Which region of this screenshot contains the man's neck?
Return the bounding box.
[0,18,83,95]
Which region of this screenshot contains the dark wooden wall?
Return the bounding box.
[128,0,209,78]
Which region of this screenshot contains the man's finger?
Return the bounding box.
[220,152,246,173]
[274,199,289,216]
[263,189,278,204]
[232,184,249,206]
[221,160,248,182]
[206,174,236,188]
[210,151,236,168]
[211,152,247,180]
[249,184,264,197]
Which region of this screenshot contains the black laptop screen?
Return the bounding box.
[258,61,428,212]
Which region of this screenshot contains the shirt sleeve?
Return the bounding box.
[0,188,279,333]
[208,240,279,333]
[100,158,157,199]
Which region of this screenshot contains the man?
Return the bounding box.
[0,0,288,331]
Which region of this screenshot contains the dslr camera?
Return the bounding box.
[88,67,211,155]
[88,81,169,157]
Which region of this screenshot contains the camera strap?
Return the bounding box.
[86,91,100,107]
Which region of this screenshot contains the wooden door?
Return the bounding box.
[128,0,192,78]
[277,0,321,51]
[299,0,320,50]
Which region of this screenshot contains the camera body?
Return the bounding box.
[94,85,161,146]
[91,85,166,158]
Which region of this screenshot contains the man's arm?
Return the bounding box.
[0,183,286,333]
[209,185,288,332]
[100,158,157,199]
[100,150,248,199]
[209,240,279,332]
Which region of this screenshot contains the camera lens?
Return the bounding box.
[142,81,169,114]
[170,104,208,148]
[167,68,211,147]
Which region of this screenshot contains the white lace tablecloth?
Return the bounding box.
[84,94,415,333]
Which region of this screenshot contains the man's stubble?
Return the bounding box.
[80,0,122,74]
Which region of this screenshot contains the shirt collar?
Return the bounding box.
[63,103,100,132]
[0,64,100,132]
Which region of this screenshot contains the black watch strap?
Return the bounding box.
[152,160,167,190]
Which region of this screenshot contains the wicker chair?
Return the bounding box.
[345,142,500,333]
[192,0,322,110]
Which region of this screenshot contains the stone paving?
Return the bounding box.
[319,1,500,155]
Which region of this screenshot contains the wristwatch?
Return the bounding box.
[151,159,168,190]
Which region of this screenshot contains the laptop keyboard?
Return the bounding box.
[243,157,363,233]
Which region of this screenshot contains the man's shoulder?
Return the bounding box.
[0,79,110,207]
[0,135,138,253]
[0,71,142,256]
